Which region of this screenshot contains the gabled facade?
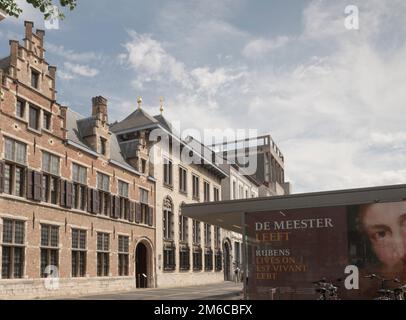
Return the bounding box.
[0,22,156,298]
[112,106,229,287]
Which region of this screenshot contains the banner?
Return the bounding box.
[246,201,406,300]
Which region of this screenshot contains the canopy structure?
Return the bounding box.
[181,183,406,233]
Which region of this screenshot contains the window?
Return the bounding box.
[163,158,173,186]
[72,163,87,211]
[3,138,26,197]
[42,151,60,176]
[29,105,40,130]
[72,163,87,184]
[1,219,25,279]
[31,69,40,88]
[16,99,25,118]
[118,180,129,198]
[179,167,187,193]
[118,235,129,276]
[43,112,51,130]
[179,210,188,243]
[232,181,236,200]
[204,248,213,271]
[192,175,199,200]
[140,188,149,224]
[97,172,110,192]
[215,250,223,272]
[234,242,241,268]
[99,137,107,156]
[141,159,146,174]
[72,229,86,277]
[97,233,109,277]
[204,224,212,247]
[97,173,110,216]
[163,197,174,240]
[204,181,210,202]
[163,242,176,271]
[118,180,129,220]
[192,220,201,245]
[214,226,221,249]
[193,247,202,271]
[179,245,190,271]
[41,151,60,204]
[40,224,59,278]
[214,187,220,202]
[5,137,26,164]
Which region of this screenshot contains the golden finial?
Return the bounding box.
[137,96,142,108]
[159,97,164,114]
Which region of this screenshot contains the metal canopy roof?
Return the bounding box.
[181,183,406,234]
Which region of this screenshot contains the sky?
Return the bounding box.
[1,0,406,194]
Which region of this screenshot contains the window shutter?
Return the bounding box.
[135,202,141,223]
[26,169,34,200]
[87,188,93,213]
[60,179,66,207]
[33,171,43,201]
[0,161,4,193]
[129,201,135,222]
[148,206,153,226]
[92,189,99,214]
[66,181,73,208]
[125,199,130,220]
[114,196,120,219]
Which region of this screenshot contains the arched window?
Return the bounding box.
[163,197,174,240]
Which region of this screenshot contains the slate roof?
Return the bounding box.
[110,108,159,133]
[66,109,137,173]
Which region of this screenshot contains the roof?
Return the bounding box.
[181,183,406,233]
[110,108,158,133]
[153,114,172,132]
[111,108,228,179]
[66,109,138,174]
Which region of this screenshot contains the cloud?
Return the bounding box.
[121,31,190,89]
[242,36,290,59]
[46,43,103,63]
[63,62,99,77]
[113,0,406,194]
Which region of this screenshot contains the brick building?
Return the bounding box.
[0,22,156,298]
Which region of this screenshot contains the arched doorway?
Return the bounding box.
[135,240,153,288]
[223,240,231,281]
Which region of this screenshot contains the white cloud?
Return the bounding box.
[242,36,290,59]
[63,62,99,77]
[122,31,190,89]
[46,43,103,63]
[115,0,406,194]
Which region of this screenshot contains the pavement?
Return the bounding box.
[57,281,243,300]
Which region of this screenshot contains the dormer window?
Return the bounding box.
[31,69,40,89]
[99,137,107,156]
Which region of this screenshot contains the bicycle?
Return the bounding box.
[312,277,341,300]
[364,274,405,300]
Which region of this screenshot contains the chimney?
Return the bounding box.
[24,21,34,51]
[92,96,108,123]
